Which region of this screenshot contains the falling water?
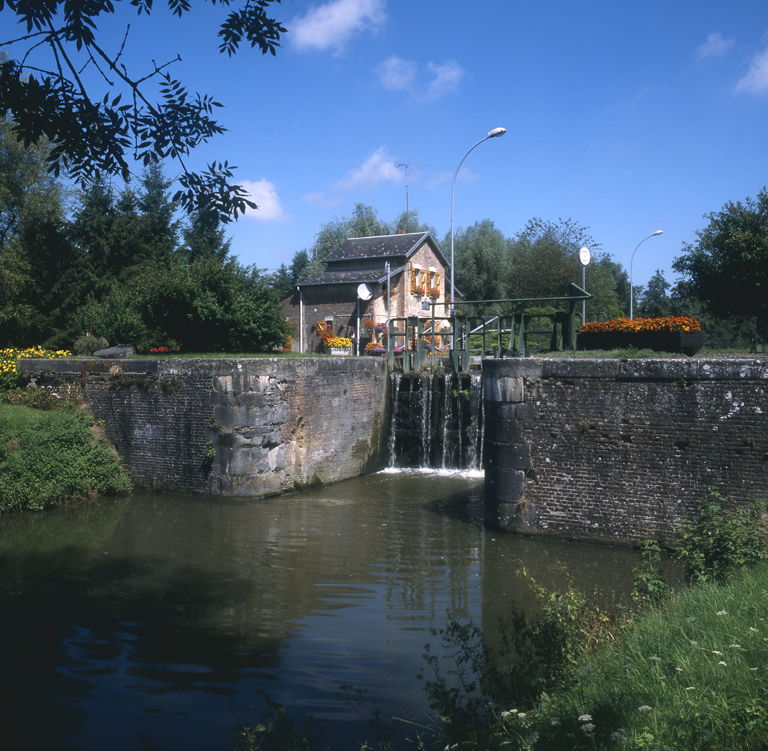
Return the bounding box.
[420,372,433,467]
[466,372,484,470]
[388,370,484,471]
[440,371,453,468]
[388,373,402,467]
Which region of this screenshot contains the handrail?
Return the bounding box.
[381,284,592,372]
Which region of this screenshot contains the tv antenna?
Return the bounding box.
[396,163,428,232]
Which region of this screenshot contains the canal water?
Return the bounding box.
[0,469,642,751]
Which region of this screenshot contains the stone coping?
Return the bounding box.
[483,357,768,381]
[16,356,387,377]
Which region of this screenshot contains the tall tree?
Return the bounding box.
[0,0,287,222]
[300,203,389,280]
[0,113,73,346]
[137,163,181,266]
[672,187,768,332]
[181,207,231,263]
[638,269,672,318]
[386,209,438,237]
[447,219,513,305]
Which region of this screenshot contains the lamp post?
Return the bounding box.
[449,128,506,330]
[630,230,663,320]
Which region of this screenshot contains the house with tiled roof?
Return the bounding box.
[283,232,452,353]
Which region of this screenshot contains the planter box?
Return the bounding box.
[577,330,704,356]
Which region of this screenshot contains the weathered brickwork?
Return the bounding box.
[19,357,390,497]
[484,358,768,545]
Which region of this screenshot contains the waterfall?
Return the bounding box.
[388,373,402,467]
[420,373,433,468]
[466,372,483,470]
[388,369,484,472]
[441,371,453,469]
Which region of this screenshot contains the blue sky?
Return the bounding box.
[5,0,768,292]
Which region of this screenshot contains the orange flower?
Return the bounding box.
[579,316,700,335]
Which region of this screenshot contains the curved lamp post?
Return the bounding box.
[630,230,663,320]
[450,128,506,328]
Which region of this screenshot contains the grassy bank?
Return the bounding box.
[0,398,133,512]
[492,566,768,750]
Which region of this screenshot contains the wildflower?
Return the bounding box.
[750,668,759,671]
[649,656,662,662]
[729,644,742,649]
[718,661,727,666]
[750,627,759,633]
[578,714,593,722]
[551,718,561,726]
[638,706,653,713]
[686,687,695,691]
[712,650,723,655]
[581,723,595,734]
[717,610,728,616]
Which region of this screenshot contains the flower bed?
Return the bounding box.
[1,346,72,389]
[578,317,703,355]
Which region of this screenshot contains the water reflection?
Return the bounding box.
[0,470,643,750]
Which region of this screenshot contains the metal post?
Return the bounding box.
[630,230,663,319]
[450,128,506,349]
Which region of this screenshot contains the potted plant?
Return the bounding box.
[324,336,353,355]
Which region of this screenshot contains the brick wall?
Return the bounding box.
[484,358,768,545]
[19,357,390,497]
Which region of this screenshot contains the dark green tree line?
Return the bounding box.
[673,187,768,340]
[0,125,287,351]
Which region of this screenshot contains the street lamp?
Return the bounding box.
[449,128,506,326]
[630,230,663,320]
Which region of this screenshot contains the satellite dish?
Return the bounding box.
[357,283,373,301]
[579,246,591,266]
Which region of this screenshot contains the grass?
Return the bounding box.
[0,402,133,512]
[493,565,768,750]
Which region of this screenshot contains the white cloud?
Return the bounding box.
[240,179,290,222]
[377,56,417,90]
[302,191,343,208]
[332,147,401,191]
[425,61,465,98]
[696,32,735,59]
[290,0,386,53]
[736,46,768,94]
[376,57,466,100]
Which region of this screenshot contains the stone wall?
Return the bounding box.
[484,358,768,545]
[19,357,390,496]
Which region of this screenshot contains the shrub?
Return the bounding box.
[0,386,70,411]
[73,334,109,355]
[0,405,132,511]
[676,493,768,582]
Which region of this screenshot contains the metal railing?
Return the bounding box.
[385,283,591,372]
